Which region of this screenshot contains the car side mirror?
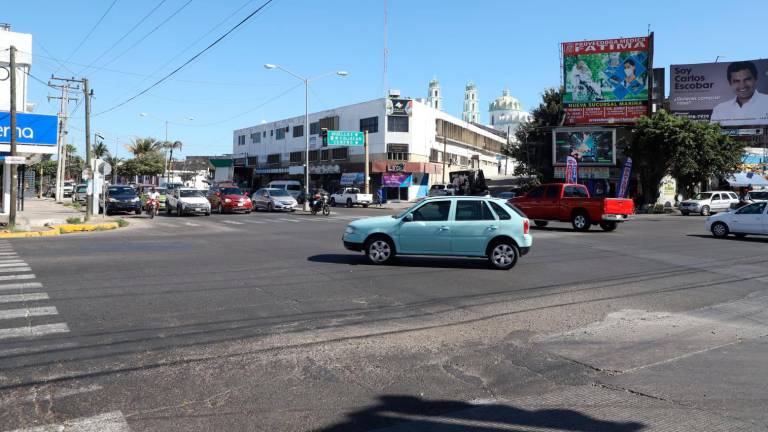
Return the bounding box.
[402,213,413,222]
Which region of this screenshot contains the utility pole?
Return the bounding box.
[48,82,78,202]
[8,46,17,227]
[83,78,92,221]
[364,130,370,194]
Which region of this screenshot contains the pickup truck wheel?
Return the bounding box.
[362,204,369,208]
[330,198,336,207]
[571,211,591,232]
[533,220,548,228]
[346,198,353,208]
[488,240,519,270]
[364,236,395,265]
[599,221,617,232]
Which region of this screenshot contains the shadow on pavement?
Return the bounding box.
[530,226,612,234]
[307,254,490,269]
[316,395,645,432]
[686,234,768,243]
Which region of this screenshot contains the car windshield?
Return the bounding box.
[347,188,360,194]
[180,190,204,198]
[693,193,712,200]
[394,201,424,218]
[287,184,301,191]
[75,186,87,193]
[749,191,768,199]
[221,187,243,195]
[269,189,290,197]
[156,188,167,194]
[108,187,134,196]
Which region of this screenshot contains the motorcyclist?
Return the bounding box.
[147,187,160,209]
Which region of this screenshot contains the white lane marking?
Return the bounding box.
[0,341,78,358]
[0,306,58,320]
[0,293,49,304]
[184,222,200,227]
[0,323,70,340]
[0,274,35,281]
[0,267,32,273]
[240,219,266,224]
[221,220,244,225]
[0,261,27,267]
[0,384,103,408]
[0,282,43,291]
[7,410,129,432]
[0,255,20,260]
[277,218,301,223]
[0,252,19,256]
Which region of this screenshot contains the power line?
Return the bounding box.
[98,0,193,71]
[59,0,119,69]
[79,0,169,75]
[189,82,302,127]
[94,0,278,117]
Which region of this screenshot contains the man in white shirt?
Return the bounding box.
[710,61,768,126]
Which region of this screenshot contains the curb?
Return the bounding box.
[0,222,121,238]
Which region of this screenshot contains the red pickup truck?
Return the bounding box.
[511,183,634,231]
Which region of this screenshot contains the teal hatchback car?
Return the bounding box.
[343,196,532,270]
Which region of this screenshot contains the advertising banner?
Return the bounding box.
[554,166,610,179]
[386,99,413,117]
[670,59,768,126]
[617,157,633,198]
[340,172,365,186]
[553,128,616,166]
[382,173,412,187]
[562,36,651,124]
[0,112,58,145]
[565,156,578,183]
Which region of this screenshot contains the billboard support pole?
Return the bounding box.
[648,32,655,118]
[8,46,17,227]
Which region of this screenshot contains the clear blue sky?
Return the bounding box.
[6,0,768,158]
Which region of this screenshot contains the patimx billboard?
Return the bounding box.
[670,59,768,126]
[562,36,652,125]
[552,128,616,166]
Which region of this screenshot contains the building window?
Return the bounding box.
[237,135,245,146]
[263,131,267,137]
[276,128,286,140]
[319,116,339,132]
[251,133,261,144]
[387,144,409,161]
[310,122,319,135]
[459,156,469,166]
[270,130,273,137]
[321,149,330,161]
[387,116,409,132]
[359,116,379,133]
[289,151,303,164]
[435,119,503,154]
[331,147,348,160]
[309,150,319,162]
[267,153,280,165]
[429,148,441,162]
[293,125,304,138]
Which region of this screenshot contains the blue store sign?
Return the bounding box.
[0,112,58,146]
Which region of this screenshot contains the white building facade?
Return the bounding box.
[462,81,479,124]
[489,89,531,141]
[232,98,511,202]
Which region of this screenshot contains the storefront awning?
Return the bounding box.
[725,172,768,187]
[209,159,233,168]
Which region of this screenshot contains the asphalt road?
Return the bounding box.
[0,207,766,431]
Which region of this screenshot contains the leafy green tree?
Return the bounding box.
[93,142,109,159]
[125,137,161,156]
[121,151,165,179]
[509,87,564,181]
[627,110,744,203]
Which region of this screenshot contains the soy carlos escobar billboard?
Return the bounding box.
[562,36,653,125]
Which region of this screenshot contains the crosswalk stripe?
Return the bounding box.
[221,220,244,225]
[7,410,129,432]
[0,306,58,320]
[0,252,19,256]
[0,282,43,291]
[0,323,69,340]
[0,261,26,267]
[0,274,35,281]
[277,218,301,223]
[0,255,20,260]
[240,219,265,224]
[0,293,49,303]
[184,222,200,227]
[0,267,31,273]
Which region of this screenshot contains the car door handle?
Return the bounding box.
[439,226,450,231]
[487,225,498,230]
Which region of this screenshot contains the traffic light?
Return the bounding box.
[321,128,328,147]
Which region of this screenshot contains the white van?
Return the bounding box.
[267,180,303,198]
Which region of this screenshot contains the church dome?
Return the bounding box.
[489,89,522,112]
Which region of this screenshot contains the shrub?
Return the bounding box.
[66,217,82,224]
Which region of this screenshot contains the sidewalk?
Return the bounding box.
[0,198,87,229]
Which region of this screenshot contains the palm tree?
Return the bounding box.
[162,140,183,182]
[93,142,109,159]
[103,155,123,182]
[125,137,161,156]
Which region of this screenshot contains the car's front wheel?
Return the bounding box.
[364,236,395,265]
[711,221,729,238]
[488,240,519,270]
[701,205,711,216]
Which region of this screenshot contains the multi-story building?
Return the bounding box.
[232,97,510,201]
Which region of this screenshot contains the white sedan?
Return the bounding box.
[706,201,768,238]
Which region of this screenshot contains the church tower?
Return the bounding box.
[462,81,479,123]
[427,77,442,111]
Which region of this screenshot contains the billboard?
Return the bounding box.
[562,36,652,125]
[670,59,768,126]
[552,128,616,166]
[0,112,58,146]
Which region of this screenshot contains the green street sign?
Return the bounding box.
[327,130,365,147]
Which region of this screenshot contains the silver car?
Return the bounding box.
[679,191,739,216]
[252,188,298,212]
[71,184,87,203]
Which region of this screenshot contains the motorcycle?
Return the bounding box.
[145,198,159,219]
[310,194,331,216]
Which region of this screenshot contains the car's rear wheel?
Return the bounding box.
[534,220,548,228]
[701,205,711,216]
[711,221,729,238]
[346,198,353,208]
[599,221,617,231]
[364,236,395,265]
[571,211,591,232]
[488,240,519,270]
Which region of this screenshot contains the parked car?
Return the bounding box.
[267,180,303,199]
[166,188,211,216]
[428,184,457,197]
[102,185,142,215]
[206,184,253,213]
[330,187,373,207]
[342,196,531,270]
[679,191,739,216]
[62,181,75,198]
[252,188,298,212]
[71,184,87,204]
[707,201,767,238]
[511,183,634,232]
